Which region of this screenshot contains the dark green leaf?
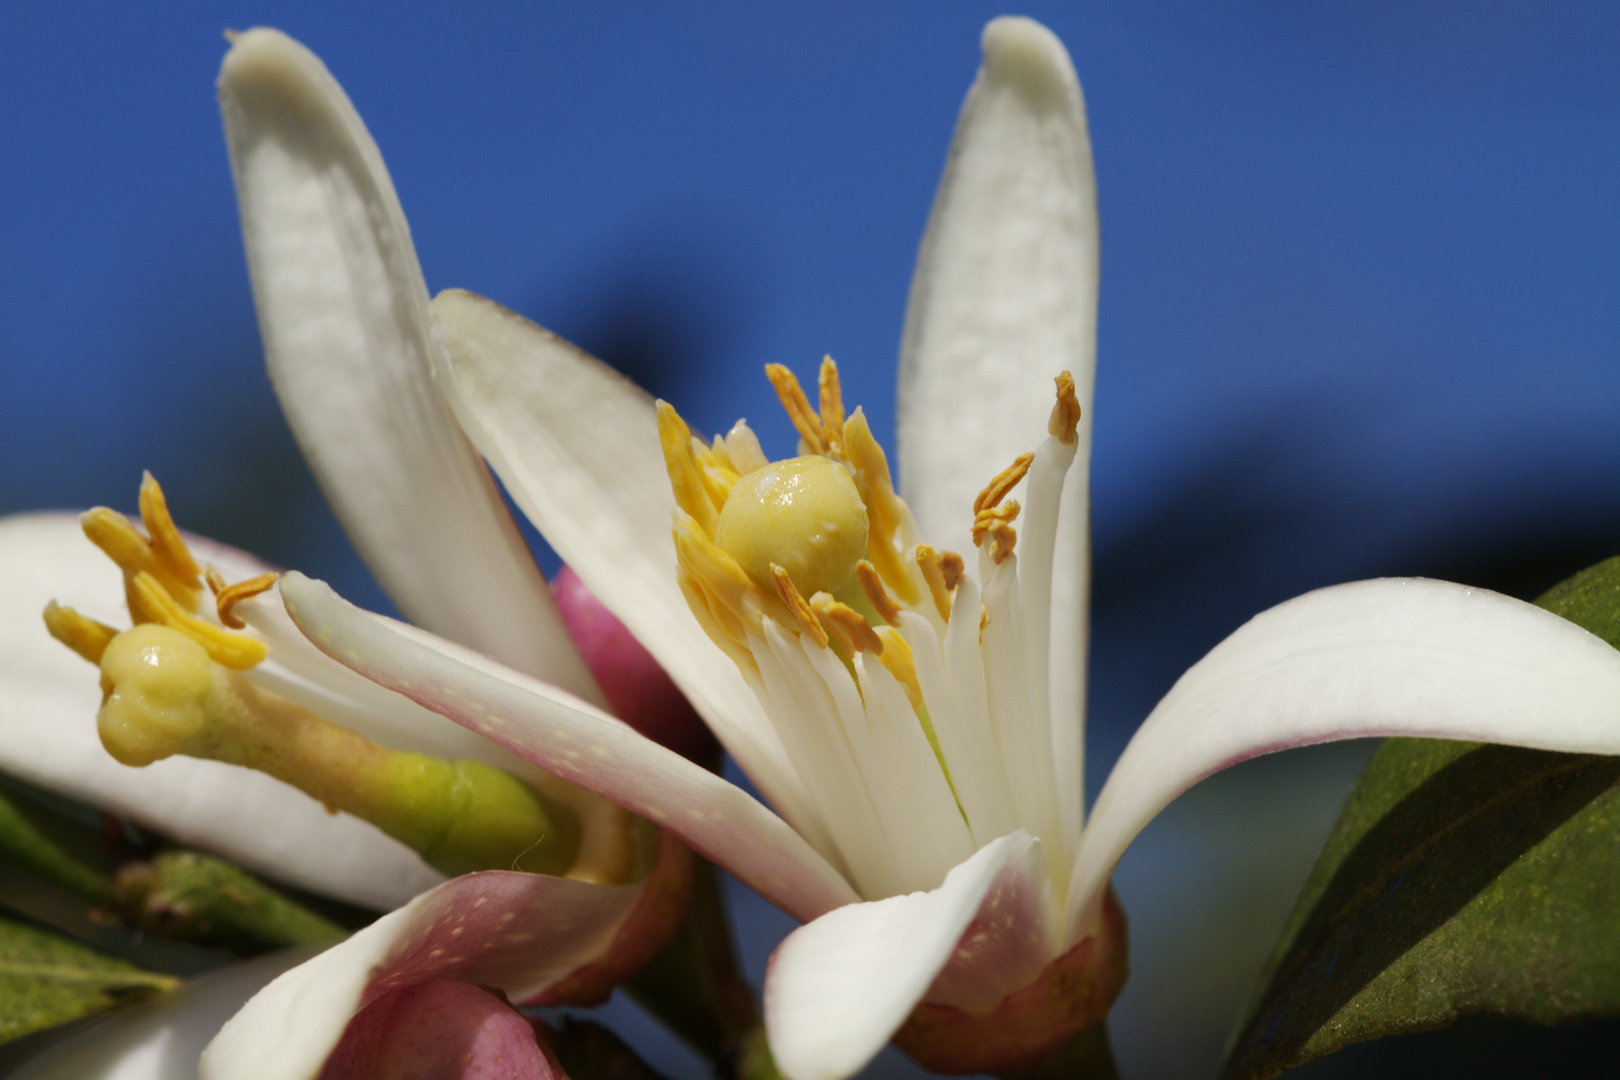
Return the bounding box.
[1221,555,1620,1079]
[0,914,176,1044]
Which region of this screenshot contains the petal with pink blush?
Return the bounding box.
[280,571,859,922]
[763,834,1034,1080]
[203,853,682,1080]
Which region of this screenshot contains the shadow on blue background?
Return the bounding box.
[3,3,1619,1077]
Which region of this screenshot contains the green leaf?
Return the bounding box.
[1221,556,1620,1079]
[0,784,116,906]
[0,914,176,1044]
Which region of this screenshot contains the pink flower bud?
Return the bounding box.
[319,980,563,1080]
[552,566,718,764]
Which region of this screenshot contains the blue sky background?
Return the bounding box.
[4,3,1620,1077]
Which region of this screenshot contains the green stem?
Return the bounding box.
[624,857,758,1062]
[114,850,344,954]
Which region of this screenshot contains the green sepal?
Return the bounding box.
[1221,555,1620,1079]
[0,914,176,1045]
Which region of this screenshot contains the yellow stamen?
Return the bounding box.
[765,363,828,456]
[817,356,845,456]
[42,602,118,665]
[874,627,923,711]
[214,571,279,630]
[129,571,268,671]
[700,463,740,511]
[657,402,720,538]
[973,501,1021,564]
[915,544,960,622]
[81,508,203,612]
[138,472,202,592]
[672,511,793,667]
[842,409,920,605]
[1049,370,1081,445]
[771,564,829,649]
[855,561,902,627]
[811,594,883,656]
[974,452,1034,514]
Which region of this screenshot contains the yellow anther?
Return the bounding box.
[771,564,829,649]
[843,409,920,605]
[701,464,741,510]
[874,627,924,711]
[1049,371,1081,445]
[974,452,1034,514]
[915,545,960,622]
[817,356,845,456]
[138,473,202,592]
[672,511,792,669]
[715,455,868,600]
[810,594,884,656]
[81,508,203,612]
[855,560,902,627]
[42,602,118,665]
[214,571,279,630]
[657,401,720,538]
[972,501,1021,564]
[765,363,828,456]
[129,572,268,671]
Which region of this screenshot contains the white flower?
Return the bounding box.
[12,16,1620,1080]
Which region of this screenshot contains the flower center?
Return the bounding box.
[656,359,1084,900]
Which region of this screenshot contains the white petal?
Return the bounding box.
[201,870,645,1080]
[896,16,1098,848]
[764,833,1035,1080]
[429,289,804,816]
[1067,578,1620,936]
[217,29,598,701]
[12,948,321,1080]
[281,571,861,921]
[0,514,442,909]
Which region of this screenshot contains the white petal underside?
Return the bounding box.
[217,29,599,702]
[281,572,860,922]
[1067,578,1620,937]
[0,514,442,909]
[202,871,645,1080]
[896,17,1099,849]
[765,833,1040,1080]
[429,289,811,825]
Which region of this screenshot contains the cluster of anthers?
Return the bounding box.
[659,360,1081,900]
[42,473,593,882]
[44,473,277,682]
